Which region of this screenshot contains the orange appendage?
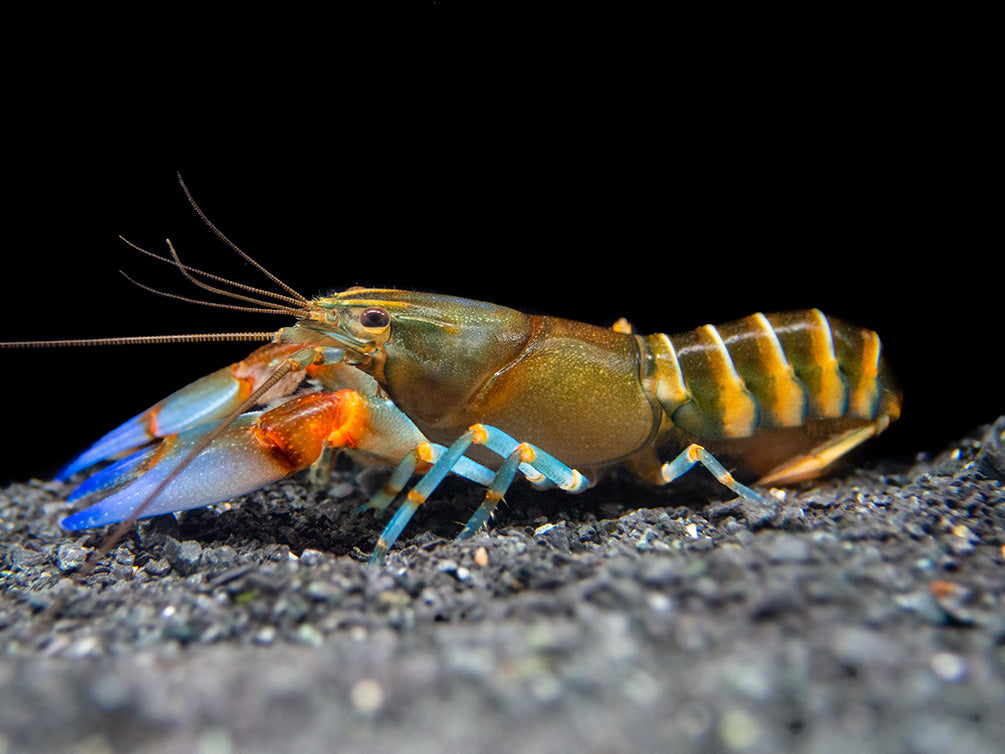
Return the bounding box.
[234,343,307,400]
[253,390,369,472]
[325,390,369,449]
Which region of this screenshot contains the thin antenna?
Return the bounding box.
[177,173,310,304]
[0,332,277,349]
[165,238,296,312]
[119,271,306,317]
[119,235,307,307]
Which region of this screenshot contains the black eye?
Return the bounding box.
[359,307,390,329]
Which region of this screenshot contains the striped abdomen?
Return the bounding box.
[642,309,901,441]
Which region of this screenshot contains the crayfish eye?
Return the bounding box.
[359,307,390,329]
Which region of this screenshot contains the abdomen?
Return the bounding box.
[642,309,901,482]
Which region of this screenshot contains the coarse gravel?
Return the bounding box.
[1,418,1003,754]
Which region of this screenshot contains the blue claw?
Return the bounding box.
[65,445,158,504]
[56,412,160,481]
[60,417,283,530]
[56,343,307,480]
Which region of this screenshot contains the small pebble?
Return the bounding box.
[350,678,385,713]
[299,548,327,566]
[164,537,203,576]
[930,652,966,682]
[56,543,88,572]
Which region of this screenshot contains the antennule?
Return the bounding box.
[177,173,310,304]
[118,271,305,317]
[119,235,307,307]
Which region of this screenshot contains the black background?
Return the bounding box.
[2,10,996,484]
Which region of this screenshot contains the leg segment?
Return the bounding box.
[661,443,770,503]
[368,424,588,565]
[359,442,498,517]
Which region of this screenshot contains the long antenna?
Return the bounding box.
[0,332,277,349]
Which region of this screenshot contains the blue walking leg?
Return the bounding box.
[368,429,480,564]
[661,443,769,503]
[358,442,499,517]
[454,427,589,540]
[453,445,525,541]
[368,424,588,564]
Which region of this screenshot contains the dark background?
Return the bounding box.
[2,12,996,484]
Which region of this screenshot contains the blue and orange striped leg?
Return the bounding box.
[359,442,499,517]
[660,444,770,503]
[368,424,588,565]
[453,426,588,540]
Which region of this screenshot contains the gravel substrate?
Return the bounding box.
[2,418,1003,754]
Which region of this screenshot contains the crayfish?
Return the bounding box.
[3,179,902,566]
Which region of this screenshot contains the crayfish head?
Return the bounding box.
[307,288,534,428]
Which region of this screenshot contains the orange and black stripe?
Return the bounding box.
[642,309,898,440]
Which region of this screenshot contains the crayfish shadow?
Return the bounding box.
[134,470,744,559]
